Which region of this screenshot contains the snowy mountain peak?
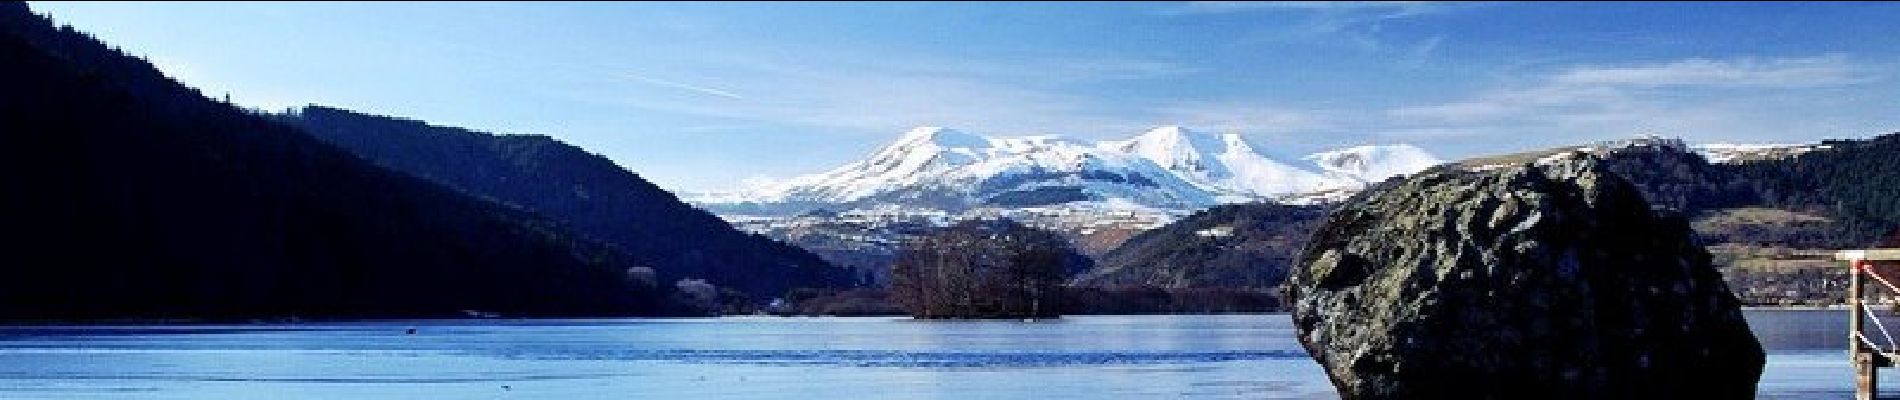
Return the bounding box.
[894,126,987,149]
[1218,132,1252,153]
[695,126,1443,215]
[1107,126,1225,173]
[1303,144,1444,184]
[1105,126,1354,197]
[1113,127,1255,163]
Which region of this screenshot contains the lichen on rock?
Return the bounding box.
[1289,152,1764,399]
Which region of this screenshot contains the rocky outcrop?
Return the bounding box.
[1288,153,1764,399]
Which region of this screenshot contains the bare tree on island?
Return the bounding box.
[889,219,1087,319]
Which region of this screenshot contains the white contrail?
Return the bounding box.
[622,73,745,100]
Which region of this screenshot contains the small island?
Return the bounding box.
[888,219,1091,319]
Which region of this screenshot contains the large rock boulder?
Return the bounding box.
[1288,153,1764,399]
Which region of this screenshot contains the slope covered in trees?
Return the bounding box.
[1733,133,1900,246]
[1077,203,1328,289]
[0,2,662,319]
[1588,142,1762,214]
[281,106,854,298]
[1576,136,1900,248]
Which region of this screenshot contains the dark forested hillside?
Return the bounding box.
[1732,134,1900,246]
[1589,143,1761,214]
[1587,136,1900,248]
[282,106,854,298]
[1076,203,1328,289]
[0,2,663,319]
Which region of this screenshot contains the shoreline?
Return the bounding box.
[0,308,1837,326]
[1743,305,1849,311]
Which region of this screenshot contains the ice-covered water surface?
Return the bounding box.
[0,312,1864,399]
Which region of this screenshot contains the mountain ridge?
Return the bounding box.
[695,125,1445,215]
[283,105,857,298]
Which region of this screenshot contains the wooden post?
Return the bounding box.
[1855,260,1865,353]
[1846,254,1877,398]
[1851,257,1874,400]
[1861,351,1880,400]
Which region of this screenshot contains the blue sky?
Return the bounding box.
[29,1,1900,192]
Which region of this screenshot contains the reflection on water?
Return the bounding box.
[1748,309,1846,350]
[0,311,1867,399]
[485,348,1312,367]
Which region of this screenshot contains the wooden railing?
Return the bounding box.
[1839,249,1900,400]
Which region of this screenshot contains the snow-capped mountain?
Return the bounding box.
[1305,144,1443,185]
[696,126,1444,216]
[725,126,1219,212]
[1101,126,1347,201]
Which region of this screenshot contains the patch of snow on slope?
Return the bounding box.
[1303,144,1444,185]
[1693,143,1828,164]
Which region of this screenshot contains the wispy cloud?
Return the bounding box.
[620,72,745,99]
[790,54,1199,86]
[1383,54,1889,146]
[574,64,1114,135]
[1400,35,1445,67]
[1370,127,1490,140]
[556,43,1890,162]
[1169,1,1449,17]
[1165,1,1471,58]
[1551,55,1870,88]
[1151,102,1336,136]
[544,46,1214,138]
[430,39,750,101]
[1392,55,1875,124]
[1389,83,1622,123]
[1020,59,1200,82]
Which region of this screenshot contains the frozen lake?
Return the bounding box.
[0,311,1866,399]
